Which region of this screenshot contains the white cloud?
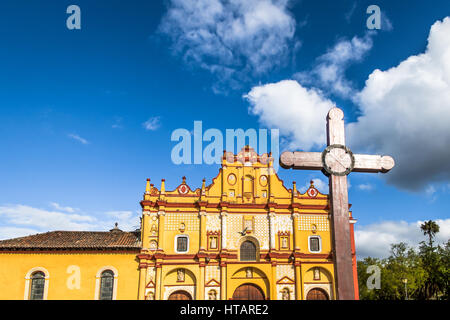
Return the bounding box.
[159,0,297,91]
[347,17,450,190]
[294,33,373,98]
[105,211,140,231]
[358,183,374,191]
[355,218,450,259]
[299,178,328,194]
[0,204,140,240]
[0,204,96,233]
[143,116,161,131]
[49,202,77,213]
[68,133,89,145]
[245,80,335,150]
[0,226,41,240]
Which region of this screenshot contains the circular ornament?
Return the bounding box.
[321,144,355,176]
[178,184,189,194]
[259,175,268,186]
[228,173,237,185]
[307,187,318,198]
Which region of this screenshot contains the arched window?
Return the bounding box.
[99,270,114,300]
[30,271,45,300]
[240,240,257,261]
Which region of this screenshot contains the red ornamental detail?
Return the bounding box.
[307,187,318,198]
[150,187,159,196]
[179,185,188,194]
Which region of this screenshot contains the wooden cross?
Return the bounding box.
[280,107,395,300]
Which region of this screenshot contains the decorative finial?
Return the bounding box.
[110,222,122,233]
[310,180,314,186]
[145,178,151,194]
[161,179,165,193]
[182,176,186,184]
[201,178,206,197]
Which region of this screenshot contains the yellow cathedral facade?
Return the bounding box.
[0,147,359,300]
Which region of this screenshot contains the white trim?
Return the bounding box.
[94,266,119,300]
[164,285,195,300]
[174,234,189,253]
[304,283,333,300]
[24,267,50,300]
[308,235,322,253]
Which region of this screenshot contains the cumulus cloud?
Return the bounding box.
[299,178,328,194]
[245,80,335,150]
[294,33,374,98]
[143,116,161,131]
[159,0,297,91]
[356,218,450,259]
[68,133,89,145]
[347,17,450,191]
[0,204,140,240]
[49,202,77,213]
[0,204,96,234]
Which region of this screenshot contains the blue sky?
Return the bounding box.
[0,0,449,258]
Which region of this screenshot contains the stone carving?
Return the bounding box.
[177,269,185,282]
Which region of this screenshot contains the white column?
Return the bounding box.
[221,212,228,249]
[269,212,276,250]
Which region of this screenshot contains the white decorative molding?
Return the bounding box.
[253,215,269,250]
[164,285,196,300]
[165,213,199,231]
[221,213,227,249]
[174,234,190,253]
[24,267,50,300]
[276,264,295,280]
[205,265,221,283]
[304,283,333,300]
[274,215,293,233]
[307,235,322,253]
[277,284,295,300]
[205,287,220,300]
[298,215,329,231]
[206,214,221,232]
[94,266,119,300]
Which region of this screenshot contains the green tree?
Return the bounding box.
[417,221,446,299]
[420,220,440,248]
[357,220,448,300]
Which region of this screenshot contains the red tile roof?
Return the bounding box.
[0,230,141,251]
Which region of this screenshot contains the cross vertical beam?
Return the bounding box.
[280,107,395,300]
[327,108,355,300]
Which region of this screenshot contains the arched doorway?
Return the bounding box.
[232,283,265,300]
[168,290,192,300]
[306,288,329,300]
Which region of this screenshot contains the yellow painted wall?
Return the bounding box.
[0,252,139,300]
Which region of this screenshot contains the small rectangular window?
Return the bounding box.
[309,237,320,252]
[177,236,188,252]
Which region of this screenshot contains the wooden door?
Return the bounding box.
[306,288,329,300]
[232,284,265,300]
[168,290,192,300]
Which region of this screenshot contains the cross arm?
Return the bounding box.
[353,154,395,173]
[280,151,323,170]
